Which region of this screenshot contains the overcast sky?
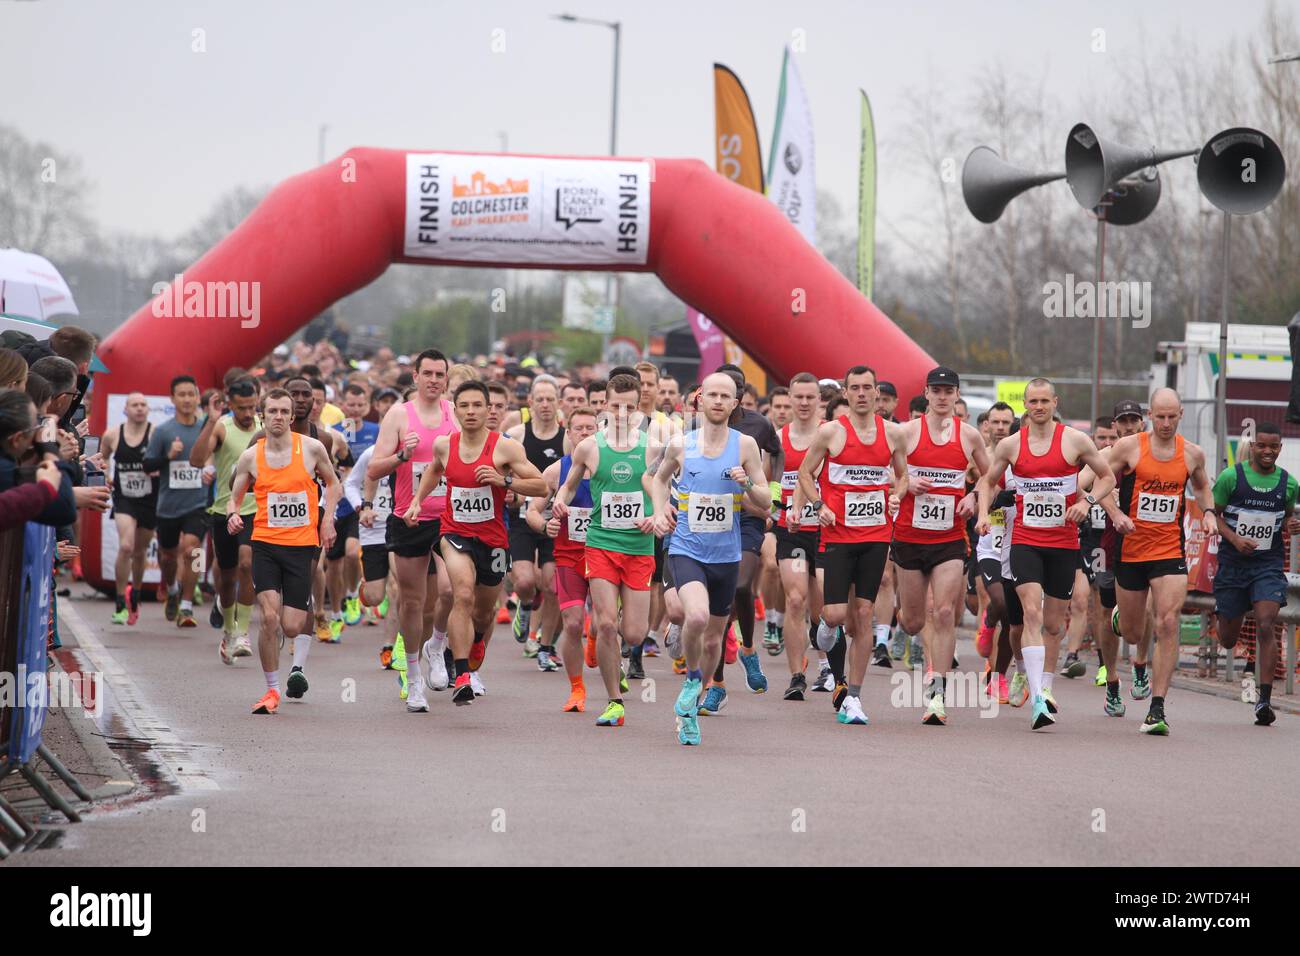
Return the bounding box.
[1,0,1277,247]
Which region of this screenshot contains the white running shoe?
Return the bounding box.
[470,672,486,697]
[421,637,449,691]
[233,634,253,658]
[664,623,683,660]
[837,695,869,725]
[406,675,429,713]
[219,635,235,666]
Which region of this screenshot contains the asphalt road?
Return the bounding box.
[10,592,1299,866]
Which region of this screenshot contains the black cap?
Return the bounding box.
[926,366,960,388]
[877,381,898,397]
[1113,399,1144,419]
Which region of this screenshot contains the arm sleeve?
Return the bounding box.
[343,448,369,510]
[0,481,57,533]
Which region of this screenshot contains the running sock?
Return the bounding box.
[406,650,419,674]
[454,658,469,677]
[222,600,237,634]
[332,610,344,622]
[873,623,890,646]
[115,595,126,612]
[1023,645,1045,702]
[129,587,141,611]
[1151,695,1165,714]
[1260,683,1272,704]
[630,643,643,664]
[292,633,311,669]
[1134,662,1148,682]
[265,670,279,692]
[237,603,254,635]
[432,627,447,644]
[688,668,703,682]
[848,683,862,698]
[1107,680,1120,696]
[1043,672,1055,691]
[168,582,180,596]
[179,599,193,614]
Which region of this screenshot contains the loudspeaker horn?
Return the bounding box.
[961,146,1065,224]
[1065,123,1196,210]
[1196,127,1286,215]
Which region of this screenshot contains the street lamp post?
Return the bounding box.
[554,13,621,360]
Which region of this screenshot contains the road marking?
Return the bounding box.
[57,602,220,792]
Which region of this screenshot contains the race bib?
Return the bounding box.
[372,486,393,518]
[1022,491,1067,529]
[450,485,494,523]
[844,490,886,527]
[411,461,447,498]
[688,492,733,534]
[798,501,821,528]
[169,460,202,490]
[120,470,151,498]
[567,507,592,542]
[990,526,1006,552]
[1137,492,1179,523]
[1090,504,1107,530]
[267,491,310,528]
[1234,510,1280,549]
[601,491,643,530]
[913,493,954,531]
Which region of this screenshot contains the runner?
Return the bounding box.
[526,407,599,704]
[227,388,341,714]
[634,361,677,675]
[103,392,157,627]
[798,366,908,724]
[970,401,1016,700]
[977,378,1116,730]
[893,367,991,725]
[504,374,565,663]
[761,387,793,655]
[650,372,771,745]
[1211,421,1299,726]
[1061,415,1119,681]
[325,382,379,636]
[552,372,658,727]
[405,380,547,708]
[346,444,403,672]
[190,378,261,662]
[367,350,459,709]
[143,376,209,628]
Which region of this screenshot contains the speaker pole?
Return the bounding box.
[1092,211,1107,427]
[1215,211,1232,473]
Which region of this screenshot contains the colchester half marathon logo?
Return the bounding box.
[611,461,633,483]
[451,170,531,226]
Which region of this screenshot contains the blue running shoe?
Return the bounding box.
[1030,694,1055,731]
[675,677,703,718]
[676,713,701,745]
[739,649,768,693]
[699,684,728,716]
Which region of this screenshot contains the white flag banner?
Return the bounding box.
[767,47,816,246]
[404,153,651,266]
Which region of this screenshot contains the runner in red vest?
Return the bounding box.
[405,380,547,708]
[977,377,1116,731]
[893,367,991,725]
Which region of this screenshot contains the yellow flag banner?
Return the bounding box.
[713,63,767,392]
[996,379,1028,416]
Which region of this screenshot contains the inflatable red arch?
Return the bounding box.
[84,148,935,588]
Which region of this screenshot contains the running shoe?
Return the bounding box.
[1104,685,1126,717]
[1008,671,1029,707]
[234,635,252,658]
[1030,694,1055,730]
[672,657,687,676]
[889,628,906,661]
[111,607,129,625]
[397,667,408,700]
[618,669,629,694]
[1061,654,1086,679]
[421,638,449,691]
[831,681,848,712]
[1094,664,1108,687]
[325,618,343,643]
[392,632,406,671]
[811,663,833,692]
[406,673,428,712]
[1043,687,1059,714]
[495,605,510,625]
[975,622,993,658]
[523,636,541,659]
[739,649,767,693]
[724,625,738,665]
[513,604,532,643]
[784,673,807,701]
[251,689,280,715]
[471,673,486,696]
[596,701,625,727]
[176,609,197,629]
[664,623,683,660]
[314,614,331,642]
[563,684,586,712]
[763,625,784,657]
[219,635,235,666]
[1140,709,1169,735]
[286,667,308,699]
[209,603,223,629]
[699,684,728,715]
[643,636,660,657]
[585,633,599,669]
[626,655,645,680]
[922,694,947,726]
[675,677,703,717]
[380,643,394,670]
[469,639,487,672]
[452,673,474,706]
[676,713,701,745]
[871,642,892,669]
[908,637,924,671]
[375,595,389,619]
[194,584,204,605]
[997,674,1009,705]
[538,649,562,673]
[1131,670,1152,700]
[343,597,362,626]
[1254,701,1276,726]
[837,695,869,725]
[126,604,140,626]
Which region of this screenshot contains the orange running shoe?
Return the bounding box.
[252,689,280,714]
[496,605,510,624]
[469,639,487,672]
[379,644,394,669]
[672,657,687,675]
[584,633,598,669]
[724,624,738,665]
[563,682,587,712]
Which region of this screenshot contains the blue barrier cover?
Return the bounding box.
[6,523,55,765]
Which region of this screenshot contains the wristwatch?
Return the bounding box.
[504,473,514,488]
[811,499,824,513]
[360,500,373,509]
[395,447,408,463]
[1084,493,1097,506]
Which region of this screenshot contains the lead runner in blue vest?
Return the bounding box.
[650,372,772,746]
[1209,421,1300,727]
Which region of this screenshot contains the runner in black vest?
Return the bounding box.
[104,392,157,625]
